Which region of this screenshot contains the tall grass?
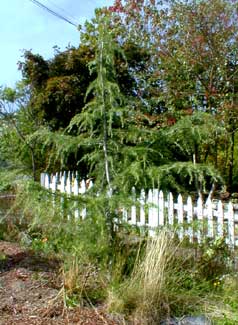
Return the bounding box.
[136,230,176,304]
[107,229,180,324]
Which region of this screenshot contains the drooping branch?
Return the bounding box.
[0,102,37,180]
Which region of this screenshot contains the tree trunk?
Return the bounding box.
[228,131,235,191]
[99,34,114,242]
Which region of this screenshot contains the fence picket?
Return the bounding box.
[73,178,79,196]
[139,189,146,226]
[122,208,128,223]
[186,196,193,242]
[131,187,137,225]
[73,178,79,219]
[148,189,155,236]
[45,173,50,189]
[60,173,66,192]
[217,200,224,238]
[206,197,214,238]
[152,189,159,227]
[80,180,86,194]
[196,196,203,243]
[158,190,164,226]
[40,173,46,187]
[177,194,183,240]
[227,202,235,247]
[66,175,71,195]
[168,192,174,226]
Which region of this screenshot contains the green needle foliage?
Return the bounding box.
[67,15,156,194]
[65,15,158,238]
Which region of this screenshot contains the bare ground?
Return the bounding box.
[0,241,121,325]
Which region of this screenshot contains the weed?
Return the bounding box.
[0,252,7,261]
[62,254,108,306]
[196,237,233,282]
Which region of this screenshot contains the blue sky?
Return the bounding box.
[0,0,113,87]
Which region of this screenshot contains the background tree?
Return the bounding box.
[0,85,46,180]
[18,41,147,131]
[106,0,238,191]
[18,47,93,130]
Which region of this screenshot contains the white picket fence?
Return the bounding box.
[40,172,238,247]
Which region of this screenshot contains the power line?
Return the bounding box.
[45,0,78,24]
[29,0,78,27]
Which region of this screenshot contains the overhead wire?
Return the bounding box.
[29,0,78,27]
[44,0,78,24]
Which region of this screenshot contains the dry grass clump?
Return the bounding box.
[62,254,108,306]
[203,298,238,324]
[131,229,178,323]
[108,229,180,324]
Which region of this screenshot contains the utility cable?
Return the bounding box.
[44,0,78,24]
[29,0,78,27]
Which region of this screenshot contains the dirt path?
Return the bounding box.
[0,241,120,325]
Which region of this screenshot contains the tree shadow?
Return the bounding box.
[0,249,60,274]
